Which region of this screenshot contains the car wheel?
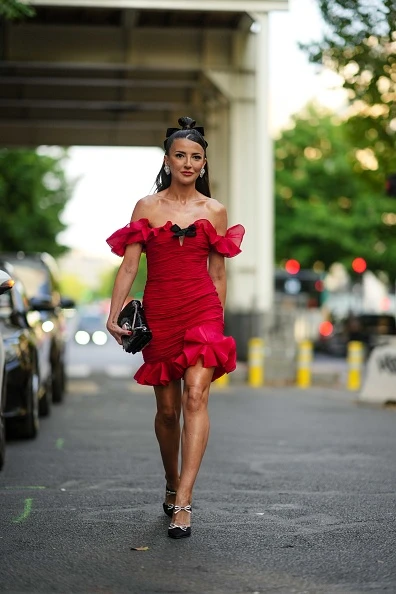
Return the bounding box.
[0,398,5,470]
[52,359,64,404]
[38,377,52,417]
[19,370,39,439]
[0,416,5,470]
[0,375,6,469]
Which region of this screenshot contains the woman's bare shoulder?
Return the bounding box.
[206,197,226,215]
[130,195,158,221]
[203,197,227,233]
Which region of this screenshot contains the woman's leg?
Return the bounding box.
[153,379,182,492]
[172,359,214,527]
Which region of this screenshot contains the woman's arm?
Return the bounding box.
[106,199,149,344]
[106,242,143,344]
[208,251,227,310]
[208,204,228,310]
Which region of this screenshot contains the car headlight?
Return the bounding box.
[42,320,54,333]
[75,330,90,345]
[92,331,108,346]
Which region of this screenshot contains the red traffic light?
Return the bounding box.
[386,174,396,197]
[319,321,333,337]
[352,257,367,274]
[285,259,300,275]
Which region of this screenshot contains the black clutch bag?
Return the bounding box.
[117,300,152,354]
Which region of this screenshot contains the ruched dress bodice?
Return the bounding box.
[106,218,245,386]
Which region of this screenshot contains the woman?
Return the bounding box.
[106,117,245,539]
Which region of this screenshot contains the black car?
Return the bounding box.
[0,269,15,468]
[316,313,396,358]
[0,262,43,440]
[0,252,75,407]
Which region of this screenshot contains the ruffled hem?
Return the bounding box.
[133,324,236,386]
[106,218,245,258]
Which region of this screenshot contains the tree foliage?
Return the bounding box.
[275,106,396,281]
[302,0,396,180]
[94,256,148,300]
[0,148,73,256]
[59,272,88,303]
[0,0,35,20]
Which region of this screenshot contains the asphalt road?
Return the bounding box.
[0,346,395,593]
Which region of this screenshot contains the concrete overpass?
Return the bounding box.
[0,0,288,345]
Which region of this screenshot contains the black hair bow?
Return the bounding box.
[170,224,197,238]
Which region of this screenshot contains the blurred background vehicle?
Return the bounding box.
[0,260,43,440]
[0,252,75,405]
[0,269,15,469]
[315,313,396,358]
[74,306,109,347]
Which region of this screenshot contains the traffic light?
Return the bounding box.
[352,257,367,274]
[285,259,300,275]
[385,174,396,197]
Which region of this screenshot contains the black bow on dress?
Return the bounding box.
[170,224,197,238]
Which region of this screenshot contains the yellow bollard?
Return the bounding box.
[214,373,229,388]
[347,341,363,390]
[248,338,265,387]
[296,340,312,388]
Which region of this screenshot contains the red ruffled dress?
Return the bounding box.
[106,218,245,386]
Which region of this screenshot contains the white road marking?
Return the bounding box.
[106,365,133,378]
[66,364,91,378]
[67,380,99,394]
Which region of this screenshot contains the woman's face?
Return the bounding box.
[165,138,206,185]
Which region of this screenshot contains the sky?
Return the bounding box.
[59,0,347,260]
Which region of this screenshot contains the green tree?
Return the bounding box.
[94,255,148,300]
[275,105,396,280]
[0,148,73,256]
[59,273,88,303]
[302,0,396,180]
[0,0,35,20]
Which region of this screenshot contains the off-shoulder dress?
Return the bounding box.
[106,218,245,386]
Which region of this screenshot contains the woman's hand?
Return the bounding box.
[106,318,132,346]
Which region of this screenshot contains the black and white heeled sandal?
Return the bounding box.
[168,504,192,539]
[163,486,177,518]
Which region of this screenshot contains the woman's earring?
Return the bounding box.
[164,164,170,175]
[199,167,205,178]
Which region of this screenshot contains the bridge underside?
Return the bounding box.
[0,6,252,147]
[0,0,289,319]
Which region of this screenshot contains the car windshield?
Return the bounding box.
[77,314,106,332]
[6,261,49,298]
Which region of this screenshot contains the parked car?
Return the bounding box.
[315,313,396,358]
[0,261,42,440]
[0,269,15,468]
[0,252,75,405]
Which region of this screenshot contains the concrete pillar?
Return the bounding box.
[205,102,230,211]
[222,14,273,315]
[253,11,274,313]
[221,13,274,354]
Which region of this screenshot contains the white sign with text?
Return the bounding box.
[360,344,396,404]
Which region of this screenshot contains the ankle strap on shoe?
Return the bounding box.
[173,505,192,514]
[166,488,177,496]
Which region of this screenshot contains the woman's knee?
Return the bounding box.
[156,407,179,426]
[183,385,208,414]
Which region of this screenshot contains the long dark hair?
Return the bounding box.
[154,116,211,197]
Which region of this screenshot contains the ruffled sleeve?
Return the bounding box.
[106,218,150,257]
[202,221,245,258]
